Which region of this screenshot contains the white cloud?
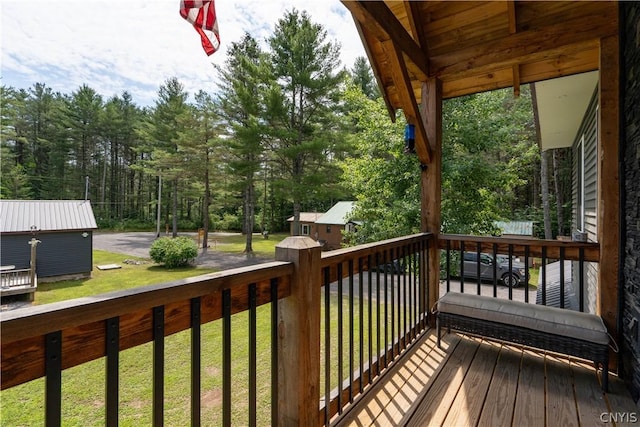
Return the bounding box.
[1,0,366,106]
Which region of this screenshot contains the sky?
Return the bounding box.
[1,0,367,107]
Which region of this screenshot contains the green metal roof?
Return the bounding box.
[315,201,356,225]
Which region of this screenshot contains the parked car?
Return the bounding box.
[373,259,406,274]
[460,252,527,287]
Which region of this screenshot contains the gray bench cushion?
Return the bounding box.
[437,292,609,345]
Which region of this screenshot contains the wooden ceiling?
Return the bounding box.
[342,1,618,131]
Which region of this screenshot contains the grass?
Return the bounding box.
[34,250,216,305]
[208,232,289,256]
[1,240,415,426]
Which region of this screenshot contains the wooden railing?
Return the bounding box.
[0,234,435,427]
[1,261,293,426]
[318,233,433,425]
[438,234,600,311]
[0,268,37,296]
[0,232,597,426]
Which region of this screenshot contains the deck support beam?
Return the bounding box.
[597,32,620,371]
[420,79,442,323]
[275,237,321,426]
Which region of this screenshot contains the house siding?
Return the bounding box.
[622,0,640,404]
[572,87,599,314]
[1,231,93,279]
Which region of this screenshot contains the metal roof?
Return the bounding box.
[315,201,356,225]
[0,200,98,233]
[287,212,324,223]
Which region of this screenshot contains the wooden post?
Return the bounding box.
[275,236,321,426]
[28,237,41,288]
[421,79,443,321]
[597,33,620,367]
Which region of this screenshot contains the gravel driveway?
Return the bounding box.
[93,232,273,271]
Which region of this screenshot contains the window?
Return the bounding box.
[326,225,332,233]
[301,224,310,235]
[577,135,585,232]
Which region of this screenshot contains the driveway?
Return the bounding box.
[93,232,273,271]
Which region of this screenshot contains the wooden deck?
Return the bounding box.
[0,269,36,299]
[335,330,638,427]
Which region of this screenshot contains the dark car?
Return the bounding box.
[460,252,527,287]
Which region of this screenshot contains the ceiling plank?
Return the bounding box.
[404,1,428,52]
[507,0,520,97]
[429,10,616,80]
[342,0,429,80]
[382,40,432,164]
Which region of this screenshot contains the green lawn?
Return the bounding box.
[1,246,390,426]
[209,232,289,256]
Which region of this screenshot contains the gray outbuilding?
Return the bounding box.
[0,200,97,281]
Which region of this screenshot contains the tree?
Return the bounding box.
[350,56,379,100]
[265,9,347,236]
[178,90,223,248]
[215,33,266,253]
[340,84,419,243]
[142,78,190,237]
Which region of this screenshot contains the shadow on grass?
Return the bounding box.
[37,278,90,292]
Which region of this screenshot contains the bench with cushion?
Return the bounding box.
[436,292,611,391]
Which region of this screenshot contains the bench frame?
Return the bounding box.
[437,310,609,391]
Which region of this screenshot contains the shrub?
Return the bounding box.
[150,236,198,268]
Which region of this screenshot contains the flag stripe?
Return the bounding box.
[180,0,220,56]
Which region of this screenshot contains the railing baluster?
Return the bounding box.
[460,241,465,293]
[348,259,354,403]
[542,247,547,305]
[398,246,404,350]
[492,243,498,298]
[560,247,566,309]
[423,239,429,330]
[579,248,585,312]
[375,253,381,377]
[106,317,119,427]
[524,246,530,304]
[367,254,373,386]
[222,290,231,427]
[358,257,364,394]
[153,306,164,427]
[390,247,396,360]
[249,284,257,427]
[412,243,417,339]
[476,242,482,295]
[337,263,344,413]
[508,244,514,300]
[324,266,331,426]
[45,331,62,427]
[383,250,389,369]
[446,240,451,292]
[270,278,279,427]
[190,299,201,427]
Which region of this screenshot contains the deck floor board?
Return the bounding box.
[334,330,637,427]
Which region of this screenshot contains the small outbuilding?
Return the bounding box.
[286,212,323,237]
[315,201,358,250]
[0,200,98,281]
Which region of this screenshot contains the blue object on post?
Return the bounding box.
[404,123,415,154]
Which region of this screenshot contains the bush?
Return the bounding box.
[150,237,198,268]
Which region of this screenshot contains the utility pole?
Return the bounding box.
[156,176,162,238]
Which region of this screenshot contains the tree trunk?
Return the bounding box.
[552,149,565,236]
[172,179,178,238]
[244,182,254,253]
[202,158,210,249]
[541,150,552,239]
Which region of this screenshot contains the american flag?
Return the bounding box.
[180,1,220,56]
